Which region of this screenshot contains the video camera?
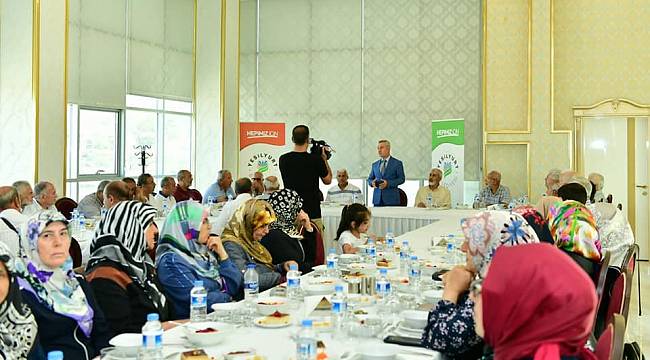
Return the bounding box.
[310,138,334,160]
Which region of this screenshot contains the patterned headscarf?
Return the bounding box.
[86,201,166,312]
[267,189,303,238]
[461,210,541,277]
[512,205,554,244]
[156,201,221,279]
[15,211,94,337]
[0,243,38,360]
[547,200,602,262]
[221,199,276,269]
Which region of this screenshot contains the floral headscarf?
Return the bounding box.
[267,189,303,238]
[0,243,38,360]
[156,201,221,279]
[512,205,554,244]
[461,210,541,277]
[547,200,602,262]
[221,199,276,269]
[16,211,94,337]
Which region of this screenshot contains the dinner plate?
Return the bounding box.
[253,315,292,328]
[312,264,328,272]
[398,321,426,334]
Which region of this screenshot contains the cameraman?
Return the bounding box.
[279,125,332,234]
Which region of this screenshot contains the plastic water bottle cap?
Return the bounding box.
[410,255,418,261]
[402,240,409,245]
[302,319,313,327]
[194,280,203,287]
[289,264,298,271]
[247,263,256,269]
[146,313,159,322]
[335,284,344,292]
[47,351,64,360]
[379,268,387,275]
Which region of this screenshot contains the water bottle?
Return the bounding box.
[141,313,163,360]
[286,264,301,300]
[100,207,107,219]
[331,284,347,336]
[47,351,64,360]
[162,200,169,217]
[426,193,433,208]
[522,194,529,205]
[375,268,391,301]
[400,240,411,274]
[227,193,234,202]
[472,194,480,209]
[326,248,338,277]
[244,264,259,302]
[446,242,456,265]
[385,231,395,253]
[296,319,317,360]
[409,255,421,287]
[367,238,376,262]
[71,208,79,232]
[78,214,86,232]
[190,280,207,322]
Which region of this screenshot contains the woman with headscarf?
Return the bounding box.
[156,201,242,318]
[0,242,42,360]
[473,243,597,360]
[587,202,634,268]
[512,205,554,244]
[85,200,172,335]
[421,211,540,359]
[15,211,110,359]
[260,189,317,273]
[221,199,298,293]
[547,200,602,278]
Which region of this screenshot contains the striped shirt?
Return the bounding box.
[326,183,364,205]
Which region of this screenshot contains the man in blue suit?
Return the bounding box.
[367,139,405,206]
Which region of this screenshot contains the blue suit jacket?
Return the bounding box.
[367,157,406,206]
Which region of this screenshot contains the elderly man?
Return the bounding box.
[203,170,235,204]
[103,181,131,209]
[257,176,280,200]
[415,168,451,208]
[478,170,511,206]
[12,180,33,208]
[252,171,265,196]
[173,169,203,202]
[588,172,605,202]
[0,186,28,254]
[77,180,110,218]
[137,173,156,202]
[367,139,405,206]
[327,169,363,205]
[213,178,254,235]
[558,170,577,187]
[544,169,562,197]
[22,181,58,216]
[149,176,177,215]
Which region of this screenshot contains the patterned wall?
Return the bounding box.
[240,0,482,181]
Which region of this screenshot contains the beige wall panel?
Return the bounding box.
[554,0,650,130]
[485,143,529,198]
[486,0,528,132]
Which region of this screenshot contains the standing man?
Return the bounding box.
[173,169,203,203]
[279,125,332,233]
[203,170,235,204]
[367,140,405,206]
[22,181,58,216]
[478,170,511,206]
[78,180,110,217]
[326,169,363,205]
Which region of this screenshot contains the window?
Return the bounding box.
[66,95,193,201]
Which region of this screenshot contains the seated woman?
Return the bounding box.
[334,203,372,254]
[15,211,111,358]
[85,200,172,335]
[260,190,317,273]
[0,242,43,359]
[221,199,297,293]
[512,205,554,244]
[156,201,242,318]
[474,243,597,359]
[548,200,602,278]
[588,202,634,268]
[421,211,540,359]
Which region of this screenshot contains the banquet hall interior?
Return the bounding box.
[0,0,649,359]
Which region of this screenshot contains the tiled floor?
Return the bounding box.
[625,261,649,358]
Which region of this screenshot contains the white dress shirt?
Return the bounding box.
[148,192,177,215]
[0,209,28,256]
[22,199,56,217]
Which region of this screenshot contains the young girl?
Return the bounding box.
[335,203,371,254]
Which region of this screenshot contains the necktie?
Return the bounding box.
[380,159,386,175]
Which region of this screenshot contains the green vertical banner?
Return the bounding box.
[431,119,465,206]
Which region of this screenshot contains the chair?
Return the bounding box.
[594,266,621,337]
[621,244,641,316]
[595,251,612,301]
[69,236,82,268]
[398,188,407,207]
[55,197,78,220]
[301,221,325,266]
[595,314,626,360]
[604,270,627,328]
